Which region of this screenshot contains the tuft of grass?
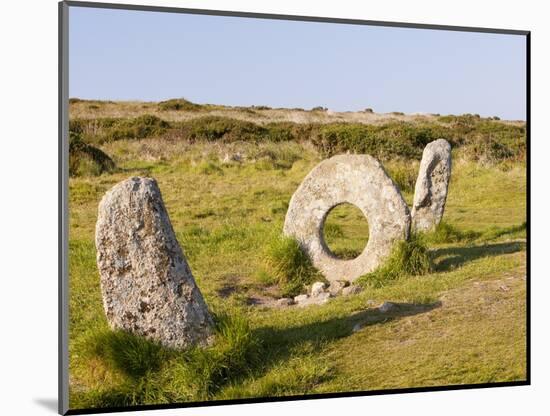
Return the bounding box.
[169,312,261,400]
[83,329,169,379]
[356,234,433,288]
[260,235,322,297]
[73,310,262,407]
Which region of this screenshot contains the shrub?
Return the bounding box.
[70,115,170,144]
[181,116,266,142]
[385,161,418,193]
[356,234,433,288]
[69,132,115,176]
[107,115,170,142]
[312,122,431,159]
[260,235,321,297]
[69,114,526,163]
[158,98,203,111]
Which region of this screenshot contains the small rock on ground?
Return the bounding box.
[311,281,327,297]
[294,294,309,303]
[352,323,364,332]
[328,280,349,296]
[296,291,331,308]
[379,301,396,313]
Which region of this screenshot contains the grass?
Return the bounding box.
[69,132,115,177]
[71,311,263,408]
[67,100,527,410]
[258,235,322,297]
[356,234,433,288]
[323,203,370,259]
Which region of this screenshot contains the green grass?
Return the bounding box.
[323,203,370,259]
[69,132,115,177]
[356,234,433,288]
[259,235,322,297]
[67,109,527,409]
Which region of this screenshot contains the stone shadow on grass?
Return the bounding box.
[432,241,525,272]
[253,301,441,373]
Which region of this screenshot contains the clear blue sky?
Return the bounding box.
[69,6,526,120]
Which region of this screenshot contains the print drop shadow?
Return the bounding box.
[431,241,525,272]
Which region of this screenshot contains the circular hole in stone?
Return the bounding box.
[323,203,370,260]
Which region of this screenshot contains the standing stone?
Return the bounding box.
[411,139,452,232]
[95,177,214,350]
[284,154,411,282]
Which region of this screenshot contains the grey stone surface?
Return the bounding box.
[284,154,410,282]
[411,139,452,232]
[95,177,214,350]
[310,281,326,297]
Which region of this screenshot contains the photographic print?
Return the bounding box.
[60,2,529,414]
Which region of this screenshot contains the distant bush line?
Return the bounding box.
[69,114,526,163]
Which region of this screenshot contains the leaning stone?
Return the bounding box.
[411,139,452,232]
[95,177,214,350]
[310,281,327,297]
[283,154,411,282]
[328,280,349,296]
[342,285,363,296]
